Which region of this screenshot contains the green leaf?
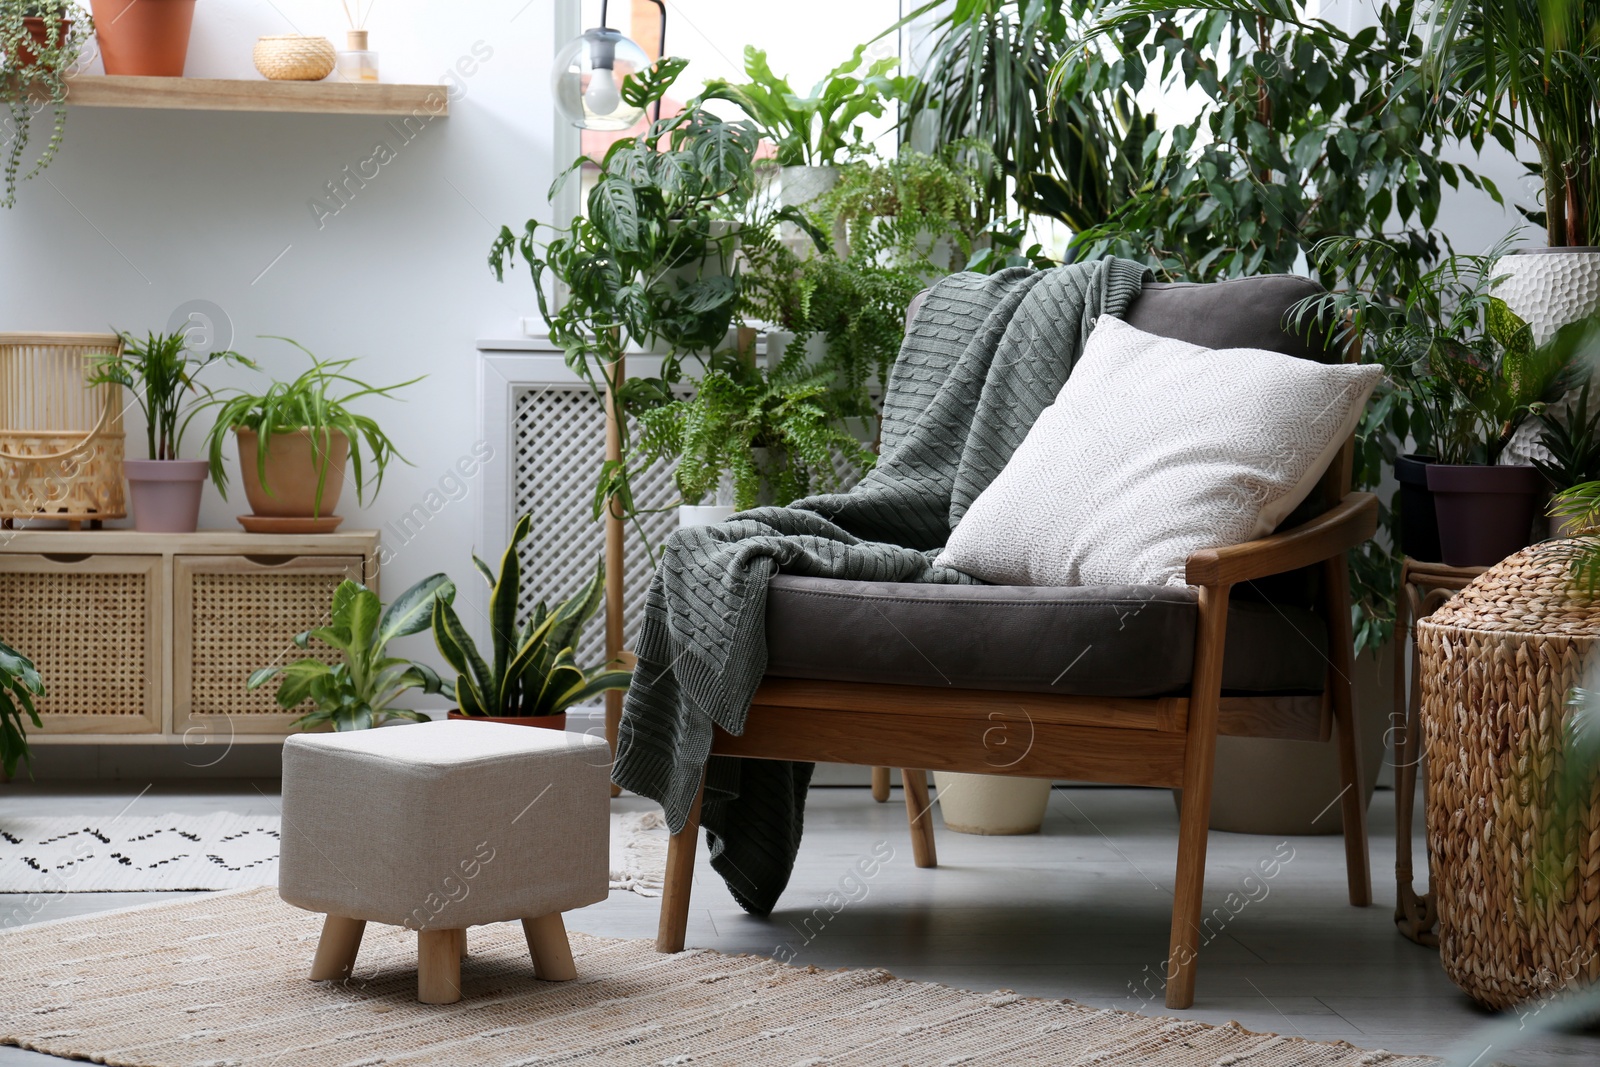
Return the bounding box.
[377,573,455,647]
[621,55,690,108]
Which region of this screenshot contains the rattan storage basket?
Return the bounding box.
[1418,542,1600,1009]
[0,333,126,526]
[253,35,336,81]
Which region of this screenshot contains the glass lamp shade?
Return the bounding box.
[552,27,651,131]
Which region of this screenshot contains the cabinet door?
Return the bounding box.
[174,554,368,736]
[0,553,161,734]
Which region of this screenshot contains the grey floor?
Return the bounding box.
[1,780,1595,1066]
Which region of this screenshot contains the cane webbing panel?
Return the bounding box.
[0,568,150,717]
[185,570,354,719]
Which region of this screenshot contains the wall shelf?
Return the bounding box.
[64,75,448,117]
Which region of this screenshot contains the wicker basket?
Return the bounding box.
[1418,543,1600,1009]
[0,333,126,526]
[253,35,336,81]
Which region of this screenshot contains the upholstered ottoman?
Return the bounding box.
[279,720,610,1003]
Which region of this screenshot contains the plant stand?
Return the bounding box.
[1392,557,1488,947]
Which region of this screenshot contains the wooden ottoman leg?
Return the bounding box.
[871,766,891,803]
[417,929,462,1004]
[453,926,468,960]
[902,769,938,869]
[309,915,366,981]
[523,913,577,981]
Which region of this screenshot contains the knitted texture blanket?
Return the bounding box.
[612,260,1150,914]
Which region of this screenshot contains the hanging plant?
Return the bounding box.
[0,1,90,208]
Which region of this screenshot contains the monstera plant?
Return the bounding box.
[430,514,631,721]
[248,574,454,731]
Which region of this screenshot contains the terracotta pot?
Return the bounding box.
[17,17,72,69]
[235,428,349,520]
[90,0,196,77]
[124,458,207,532]
[446,712,567,730]
[1426,462,1542,567]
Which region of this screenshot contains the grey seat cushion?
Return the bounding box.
[764,575,1328,698]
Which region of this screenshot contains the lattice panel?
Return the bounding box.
[186,572,351,718]
[512,385,679,669]
[0,569,149,716]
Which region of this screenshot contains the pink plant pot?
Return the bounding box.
[124,459,208,533]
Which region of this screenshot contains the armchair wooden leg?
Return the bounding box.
[902,769,938,869]
[1324,553,1372,907]
[656,778,704,953]
[309,914,365,981]
[1166,583,1230,1010]
[606,690,622,798]
[523,913,577,981]
[417,929,462,1004]
[871,766,891,803]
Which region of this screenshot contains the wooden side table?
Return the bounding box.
[1392,557,1487,946]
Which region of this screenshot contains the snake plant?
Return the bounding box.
[248,574,454,731]
[431,513,631,717]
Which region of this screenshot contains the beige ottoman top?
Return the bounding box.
[279,720,610,930]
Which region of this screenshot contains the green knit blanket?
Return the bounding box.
[612,260,1150,914]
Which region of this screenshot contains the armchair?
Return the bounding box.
[651,275,1376,1010]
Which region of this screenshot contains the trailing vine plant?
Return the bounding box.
[0,1,90,208]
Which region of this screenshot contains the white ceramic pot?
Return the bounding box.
[678,505,736,528]
[779,164,839,209]
[1494,247,1600,466]
[932,772,1052,835]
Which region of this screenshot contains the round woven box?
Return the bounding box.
[1418,543,1600,1009]
[253,35,335,81]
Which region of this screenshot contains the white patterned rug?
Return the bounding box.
[0,810,669,894]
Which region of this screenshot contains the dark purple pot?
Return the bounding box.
[1425,463,1542,567]
[1394,454,1443,563]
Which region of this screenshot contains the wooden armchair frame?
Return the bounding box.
[652,467,1378,1009]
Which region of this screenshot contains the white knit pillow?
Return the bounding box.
[937,316,1381,587]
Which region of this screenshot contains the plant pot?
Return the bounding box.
[679,505,736,528]
[932,772,1052,835]
[234,427,349,528]
[17,17,71,69]
[123,458,207,533]
[1192,643,1392,834]
[1394,453,1443,563]
[779,165,839,209]
[446,711,566,730]
[1426,462,1542,567]
[90,0,196,77]
[1493,247,1600,346]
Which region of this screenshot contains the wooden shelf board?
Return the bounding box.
[64,75,448,117]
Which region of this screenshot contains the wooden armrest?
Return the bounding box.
[1184,493,1377,588]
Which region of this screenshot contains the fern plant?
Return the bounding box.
[431,514,631,718]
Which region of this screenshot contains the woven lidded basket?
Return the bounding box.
[253,35,336,81]
[1418,543,1600,1009]
[0,333,126,525]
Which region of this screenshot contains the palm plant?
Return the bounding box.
[248,574,454,732]
[87,329,251,460]
[203,340,419,514]
[431,514,631,718]
[0,639,43,778]
[1419,0,1600,247]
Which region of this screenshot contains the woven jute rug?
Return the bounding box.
[0,888,1436,1067]
[0,811,668,895]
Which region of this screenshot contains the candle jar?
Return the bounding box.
[336,29,379,83]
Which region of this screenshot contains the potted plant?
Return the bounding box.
[248,574,454,732]
[1,2,89,208]
[699,44,906,211]
[86,328,251,533]
[430,514,631,728]
[1420,0,1600,341]
[88,0,195,77]
[1536,383,1600,537]
[203,340,419,533]
[0,639,44,780]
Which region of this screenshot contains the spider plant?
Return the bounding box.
[86,329,251,460]
[431,514,631,718]
[203,339,420,514]
[0,638,44,779]
[247,574,454,732]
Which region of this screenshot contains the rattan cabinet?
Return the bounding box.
[0,531,379,743]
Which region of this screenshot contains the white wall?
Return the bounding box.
[1,1,564,679]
